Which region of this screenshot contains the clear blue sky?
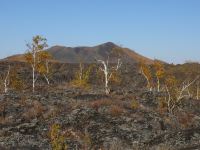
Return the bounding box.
[0,0,200,63]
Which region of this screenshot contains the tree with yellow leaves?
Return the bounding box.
[71,62,93,89]
[164,74,199,113]
[153,60,165,92]
[25,35,48,93]
[139,61,153,91]
[37,51,52,85]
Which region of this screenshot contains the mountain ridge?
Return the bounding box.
[3,42,153,64]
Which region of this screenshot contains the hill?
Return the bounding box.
[4,42,153,64]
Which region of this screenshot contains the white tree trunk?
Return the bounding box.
[4,65,10,93]
[79,63,83,80]
[4,83,7,93]
[101,60,110,95]
[105,71,109,95]
[43,60,50,85]
[187,88,191,98]
[44,74,50,85]
[197,82,199,100]
[32,66,35,93]
[157,76,160,92]
[32,50,36,93]
[177,76,199,101]
[26,36,48,94]
[140,68,152,91]
[165,86,172,113]
[98,58,121,95]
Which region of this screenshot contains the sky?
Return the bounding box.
[0,0,200,64]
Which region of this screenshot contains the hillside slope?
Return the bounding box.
[4,42,153,64]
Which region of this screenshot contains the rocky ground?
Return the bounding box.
[0,61,200,150]
[0,86,200,150]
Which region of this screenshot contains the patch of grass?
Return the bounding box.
[109,105,124,117]
[22,100,44,120]
[90,99,112,111]
[131,99,140,110]
[49,124,67,150]
[177,112,194,129]
[157,98,168,115]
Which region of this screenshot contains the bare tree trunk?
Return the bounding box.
[79,63,83,80]
[105,71,109,95]
[98,58,122,95]
[157,76,160,92]
[44,74,50,85]
[32,50,36,93]
[43,60,50,85]
[4,65,10,93]
[102,61,110,95]
[177,76,199,101]
[32,66,35,93]
[164,77,199,114]
[165,86,172,113]
[197,81,199,100]
[187,88,191,98]
[141,68,152,91]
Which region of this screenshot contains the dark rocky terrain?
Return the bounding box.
[1,87,200,150]
[0,60,200,150]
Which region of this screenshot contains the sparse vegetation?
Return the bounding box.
[139,60,153,91]
[109,105,124,116]
[49,124,67,150]
[0,39,200,149]
[2,65,10,93]
[90,99,112,111]
[71,63,93,89]
[131,99,140,110]
[25,35,49,93]
[97,58,122,94]
[153,60,165,92]
[22,100,44,120]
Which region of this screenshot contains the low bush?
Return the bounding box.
[49,124,67,150]
[131,99,140,110]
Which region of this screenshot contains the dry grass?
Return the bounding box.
[22,100,45,120]
[130,99,140,110]
[70,79,91,90]
[43,106,59,119]
[109,105,124,117]
[90,99,112,111]
[157,98,168,115]
[176,112,194,129]
[0,116,13,125]
[18,95,27,106]
[82,131,92,149]
[0,102,6,117]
